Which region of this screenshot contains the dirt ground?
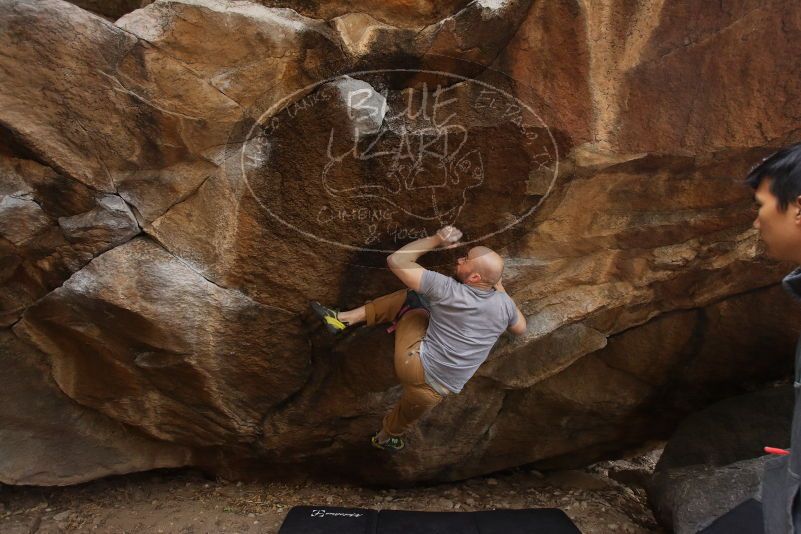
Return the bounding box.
[1,448,665,534]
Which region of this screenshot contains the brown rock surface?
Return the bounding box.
[66,0,153,20]
[14,236,311,448]
[2,0,801,485]
[0,148,140,326]
[0,330,191,485]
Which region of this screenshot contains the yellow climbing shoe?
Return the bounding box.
[371,433,405,452]
[310,301,350,334]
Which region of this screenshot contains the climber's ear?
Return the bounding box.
[793,195,801,226]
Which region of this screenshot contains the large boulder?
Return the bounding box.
[14,236,312,448]
[654,385,793,473]
[0,330,190,485]
[2,0,801,485]
[650,456,769,534]
[0,147,140,327]
[648,386,793,532]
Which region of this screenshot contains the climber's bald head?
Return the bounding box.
[455,246,504,288]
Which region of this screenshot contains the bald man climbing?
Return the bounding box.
[311,226,527,451]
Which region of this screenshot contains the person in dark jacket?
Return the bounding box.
[704,143,801,534]
[749,143,801,534]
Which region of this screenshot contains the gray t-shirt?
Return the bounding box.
[417,269,519,394]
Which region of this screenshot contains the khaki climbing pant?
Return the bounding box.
[365,289,445,436]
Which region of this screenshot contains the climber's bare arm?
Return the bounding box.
[387,226,462,291]
[386,236,439,291]
[495,279,527,336]
[507,307,527,336]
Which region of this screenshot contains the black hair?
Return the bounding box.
[746,142,801,211]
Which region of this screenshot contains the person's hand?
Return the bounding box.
[436,225,463,248]
[494,278,505,292]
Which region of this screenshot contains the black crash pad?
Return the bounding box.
[278,506,582,534]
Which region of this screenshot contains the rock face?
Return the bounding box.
[2,0,801,485]
[648,386,794,532]
[654,386,793,474]
[0,330,191,485]
[15,237,311,448]
[650,456,769,534]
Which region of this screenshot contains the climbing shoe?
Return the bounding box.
[310,301,350,334]
[371,433,405,452]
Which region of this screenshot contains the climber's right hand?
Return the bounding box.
[436,225,462,248]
